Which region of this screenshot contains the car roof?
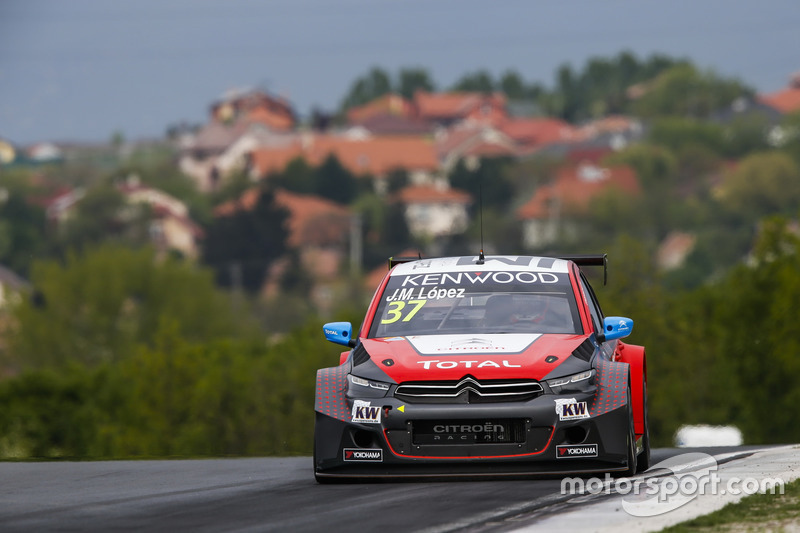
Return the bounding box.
[389,255,573,276]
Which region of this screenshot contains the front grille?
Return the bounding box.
[412,418,527,444]
[395,376,543,404]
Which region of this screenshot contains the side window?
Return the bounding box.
[578,273,604,335]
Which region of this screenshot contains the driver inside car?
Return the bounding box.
[482,294,552,329]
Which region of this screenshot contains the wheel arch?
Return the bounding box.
[617,343,646,436]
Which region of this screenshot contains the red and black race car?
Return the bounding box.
[314,254,649,481]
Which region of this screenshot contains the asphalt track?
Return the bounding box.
[0,446,776,532]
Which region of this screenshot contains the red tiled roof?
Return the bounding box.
[250,143,305,177]
[498,117,580,147]
[250,135,439,178]
[214,188,351,247]
[244,106,295,131]
[347,94,414,124]
[434,123,517,160]
[517,164,640,220]
[461,141,517,158]
[759,87,800,114]
[211,89,295,129]
[356,114,434,136]
[414,90,507,121]
[393,185,472,205]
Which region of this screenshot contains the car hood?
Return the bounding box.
[361,334,591,383]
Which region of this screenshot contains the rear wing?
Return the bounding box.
[388,254,422,269]
[559,254,608,285]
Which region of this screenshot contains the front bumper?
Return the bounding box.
[314,393,630,479]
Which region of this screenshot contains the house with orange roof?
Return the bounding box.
[393,184,472,238]
[43,177,204,258]
[435,123,518,173]
[41,187,86,225]
[759,73,800,114]
[180,120,299,192]
[498,117,581,152]
[179,88,299,192]
[517,163,640,248]
[413,90,508,126]
[211,88,296,131]
[657,231,696,271]
[350,114,435,136]
[215,187,353,281]
[117,176,204,259]
[346,93,415,124]
[249,134,440,193]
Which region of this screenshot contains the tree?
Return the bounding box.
[448,157,513,211]
[717,151,800,219]
[722,114,772,157]
[314,154,359,205]
[384,169,410,195]
[499,70,527,100]
[397,68,436,99]
[6,245,245,370]
[717,218,800,443]
[603,144,682,241]
[449,70,495,93]
[53,184,152,255]
[0,188,46,276]
[604,144,678,190]
[355,193,413,270]
[202,187,290,293]
[527,52,684,121]
[776,111,800,165]
[647,117,726,155]
[269,157,316,195]
[339,67,393,111]
[631,64,753,119]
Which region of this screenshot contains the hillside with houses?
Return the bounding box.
[1,54,800,457]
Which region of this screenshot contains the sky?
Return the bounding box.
[1,0,799,145]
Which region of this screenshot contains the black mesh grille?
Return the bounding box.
[395,376,543,404]
[351,344,370,366]
[572,338,595,361]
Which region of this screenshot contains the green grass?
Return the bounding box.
[661,477,800,532]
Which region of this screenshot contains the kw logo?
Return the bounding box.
[555,398,591,421]
[351,400,381,424]
[562,402,588,418]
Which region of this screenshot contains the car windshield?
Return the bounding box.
[369,269,582,337]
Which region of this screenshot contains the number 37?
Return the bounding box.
[381,300,426,324]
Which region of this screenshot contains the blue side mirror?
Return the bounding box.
[323,321,355,347]
[602,316,633,341]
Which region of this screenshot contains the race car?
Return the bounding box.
[314,254,649,481]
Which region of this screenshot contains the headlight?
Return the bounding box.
[546,369,596,394]
[346,374,390,398]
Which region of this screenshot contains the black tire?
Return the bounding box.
[636,380,651,473]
